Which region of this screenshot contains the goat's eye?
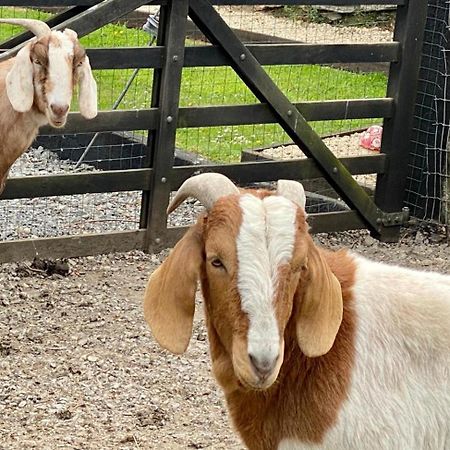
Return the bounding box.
[211,258,224,268]
[77,60,83,67]
[33,59,42,66]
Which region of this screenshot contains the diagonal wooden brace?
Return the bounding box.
[188,0,391,234]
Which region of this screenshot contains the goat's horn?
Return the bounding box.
[277,179,307,209]
[167,173,239,214]
[0,18,51,38]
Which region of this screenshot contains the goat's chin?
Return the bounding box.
[47,114,68,128]
[232,353,282,391]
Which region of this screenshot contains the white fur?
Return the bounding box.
[46,31,74,111]
[237,194,297,365]
[279,255,450,450]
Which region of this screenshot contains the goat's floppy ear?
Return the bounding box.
[6,45,34,112]
[143,223,203,354]
[296,240,343,357]
[78,55,97,119]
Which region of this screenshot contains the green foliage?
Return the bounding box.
[0,7,388,162]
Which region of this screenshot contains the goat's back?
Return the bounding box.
[281,256,450,450]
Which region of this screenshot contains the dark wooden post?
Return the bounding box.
[374,0,429,241]
[141,0,189,252]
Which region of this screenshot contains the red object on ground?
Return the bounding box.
[359,125,383,152]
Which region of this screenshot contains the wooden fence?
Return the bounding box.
[0,0,428,262]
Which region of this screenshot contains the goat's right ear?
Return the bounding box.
[143,223,203,354]
[6,45,34,112]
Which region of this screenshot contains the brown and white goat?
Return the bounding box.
[143,173,450,450]
[0,19,97,193]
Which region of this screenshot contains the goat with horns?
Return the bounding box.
[144,173,450,450]
[0,19,97,194]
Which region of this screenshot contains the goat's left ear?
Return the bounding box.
[6,45,34,112]
[77,55,97,119]
[143,221,204,354]
[295,240,343,357]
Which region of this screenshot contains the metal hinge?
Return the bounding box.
[377,207,411,227]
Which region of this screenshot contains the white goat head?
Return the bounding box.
[144,173,343,391]
[0,19,97,127]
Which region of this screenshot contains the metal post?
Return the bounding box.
[374,0,429,241]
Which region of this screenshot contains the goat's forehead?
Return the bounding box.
[237,194,298,262]
[47,31,75,57]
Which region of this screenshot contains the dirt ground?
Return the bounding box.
[1,225,449,450]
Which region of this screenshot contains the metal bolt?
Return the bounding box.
[161,177,167,183]
[239,53,246,61]
[155,237,161,244]
[376,218,382,224]
[287,110,292,117]
[394,216,400,223]
[332,167,338,174]
[172,55,178,62]
[166,115,173,123]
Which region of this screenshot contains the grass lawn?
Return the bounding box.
[0,7,388,162]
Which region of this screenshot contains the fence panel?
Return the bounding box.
[0,0,427,262]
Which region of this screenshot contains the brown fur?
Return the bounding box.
[144,190,357,449]
[212,248,356,450]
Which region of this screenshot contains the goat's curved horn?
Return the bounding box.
[277,179,306,209]
[0,18,51,38]
[167,173,239,214]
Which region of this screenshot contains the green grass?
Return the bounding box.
[0,7,388,162]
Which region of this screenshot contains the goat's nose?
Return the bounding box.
[249,353,278,378]
[50,103,69,117]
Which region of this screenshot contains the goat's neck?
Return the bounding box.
[0,90,46,190]
[205,250,357,450]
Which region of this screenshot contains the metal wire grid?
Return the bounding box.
[0,4,394,237]
[405,0,449,227]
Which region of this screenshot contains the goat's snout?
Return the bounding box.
[249,352,278,380]
[50,103,69,118]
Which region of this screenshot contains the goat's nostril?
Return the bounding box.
[50,104,69,117]
[249,353,278,378]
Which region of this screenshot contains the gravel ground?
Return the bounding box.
[260,132,378,189]
[215,6,393,44]
[1,225,449,449]
[138,5,393,44]
[1,148,203,241]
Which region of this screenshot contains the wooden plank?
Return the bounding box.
[0,230,145,264]
[0,0,151,60]
[0,0,402,5]
[184,43,400,67]
[39,98,391,135]
[86,43,400,70]
[210,0,402,4]
[178,99,393,127]
[170,154,387,189]
[39,109,158,135]
[0,6,90,50]
[0,169,152,200]
[88,47,164,70]
[142,0,190,250]
[189,0,384,233]
[163,210,365,248]
[0,1,102,5]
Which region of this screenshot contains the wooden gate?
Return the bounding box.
[0,0,428,262]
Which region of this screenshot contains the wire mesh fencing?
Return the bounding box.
[405,0,449,230]
[0,3,398,240]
